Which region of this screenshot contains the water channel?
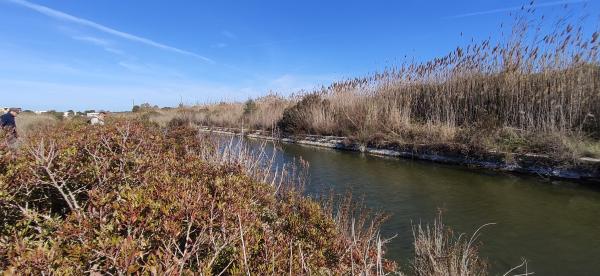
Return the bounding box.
[240,137,600,275]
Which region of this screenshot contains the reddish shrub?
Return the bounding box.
[0,118,395,274]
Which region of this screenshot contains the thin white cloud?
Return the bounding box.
[71,35,130,56]
[446,0,589,19]
[4,0,214,63]
[104,47,126,56]
[117,61,148,73]
[221,30,237,39]
[72,36,111,46]
[211,42,228,48]
[117,61,186,79]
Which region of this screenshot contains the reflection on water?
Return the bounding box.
[237,137,600,275]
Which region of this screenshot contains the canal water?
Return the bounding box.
[238,137,600,275]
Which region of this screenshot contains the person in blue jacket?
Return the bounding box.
[1,108,21,139]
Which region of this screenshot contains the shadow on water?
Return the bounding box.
[229,136,600,275]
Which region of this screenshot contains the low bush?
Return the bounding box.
[0,119,396,274]
[278,93,334,135]
[0,118,535,275]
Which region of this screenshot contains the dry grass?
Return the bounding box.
[281,9,600,151]
[411,212,534,276]
[135,94,292,130]
[411,213,490,276]
[190,94,292,131]
[177,7,600,160]
[15,113,58,136]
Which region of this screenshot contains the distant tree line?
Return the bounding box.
[132,103,173,113]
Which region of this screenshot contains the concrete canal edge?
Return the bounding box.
[199,126,600,182]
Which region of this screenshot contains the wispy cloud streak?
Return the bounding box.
[221,30,237,39]
[72,36,111,46]
[211,42,228,48]
[4,0,214,63]
[446,0,589,19]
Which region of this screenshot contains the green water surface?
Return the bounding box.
[270,142,600,275]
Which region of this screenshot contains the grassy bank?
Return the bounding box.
[0,118,527,275]
[144,11,600,162]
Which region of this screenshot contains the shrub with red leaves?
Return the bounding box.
[0,118,396,274]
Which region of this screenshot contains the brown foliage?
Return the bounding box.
[0,119,395,274]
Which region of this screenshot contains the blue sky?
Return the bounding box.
[0,0,597,111]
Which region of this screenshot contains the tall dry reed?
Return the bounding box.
[272,6,600,158]
[136,4,599,158]
[300,6,599,137]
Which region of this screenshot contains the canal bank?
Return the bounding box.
[199,126,600,182]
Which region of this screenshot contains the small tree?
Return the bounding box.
[46,110,64,121]
[132,105,140,113]
[243,99,257,116]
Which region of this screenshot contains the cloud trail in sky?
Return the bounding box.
[446,0,589,19]
[4,0,214,63]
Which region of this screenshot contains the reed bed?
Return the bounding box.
[284,8,599,155]
[174,7,599,159]
[193,94,292,131]
[138,94,292,131]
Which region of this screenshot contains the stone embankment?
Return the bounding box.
[199,126,600,182]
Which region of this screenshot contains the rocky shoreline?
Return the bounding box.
[199,126,600,182]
